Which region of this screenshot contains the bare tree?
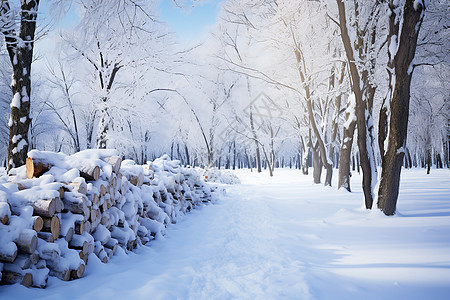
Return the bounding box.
[377,0,427,215]
[335,0,382,208]
[1,0,40,170]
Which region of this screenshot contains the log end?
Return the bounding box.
[71,264,85,279]
[21,273,33,288]
[26,157,34,179]
[33,216,44,232]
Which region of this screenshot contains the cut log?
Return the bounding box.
[0,202,11,225]
[32,216,44,232]
[30,267,49,288]
[71,263,85,279]
[0,265,33,287]
[45,257,70,281]
[93,181,108,197]
[14,253,39,269]
[69,235,89,255]
[79,165,100,182]
[68,181,87,195]
[74,220,85,235]
[62,192,89,216]
[26,157,51,179]
[58,186,65,199]
[64,227,74,243]
[103,237,118,252]
[84,221,91,234]
[42,216,61,240]
[104,247,114,259]
[32,199,56,218]
[93,242,109,263]
[0,242,18,263]
[92,224,111,245]
[55,197,64,213]
[104,156,122,174]
[37,232,55,243]
[78,251,88,264]
[37,241,60,260]
[89,193,100,207]
[14,229,38,254]
[129,173,144,187]
[90,208,101,224]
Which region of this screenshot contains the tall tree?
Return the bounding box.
[377,0,426,215]
[1,0,40,170]
[335,0,382,208]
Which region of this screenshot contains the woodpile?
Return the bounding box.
[0,149,220,288]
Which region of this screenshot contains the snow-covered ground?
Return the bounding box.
[1,168,449,300]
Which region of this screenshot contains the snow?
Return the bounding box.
[343,93,356,129]
[389,34,398,59]
[0,202,11,219]
[414,0,427,10]
[10,93,21,109]
[1,168,449,299]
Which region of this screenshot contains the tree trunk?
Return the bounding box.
[250,109,262,173]
[96,105,109,149]
[336,0,377,208]
[312,143,322,184]
[338,106,357,191]
[2,1,40,171]
[185,144,190,166]
[294,48,333,186]
[377,0,425,216]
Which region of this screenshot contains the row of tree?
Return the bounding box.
[1,0,448,216]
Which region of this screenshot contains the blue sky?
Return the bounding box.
[38,1,223,41]
[158,0,224,41]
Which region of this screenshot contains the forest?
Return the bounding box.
[0,1,448,212]
[0,0,449,296]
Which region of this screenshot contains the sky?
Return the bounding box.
[37,0,224,42]
[32,0,224,71]
[158,0,224,42]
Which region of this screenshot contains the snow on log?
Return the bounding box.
[0,242,18,263]
[68,178,87,195]
[92,224,111,245]
[69,235,89,255]
[62,192,90,216]
[45,256,71,281]
[71,263,85,279]
[30,267,49,288]
[37,232,55,243]
[104,156,122,174]
[14,253,39,270]
[0,202,11,225]
[37,240,60,261]
[31,199,56,218]
[14,229,38,254]
[0,263,33,287]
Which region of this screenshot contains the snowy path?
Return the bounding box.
[2,169,450,299]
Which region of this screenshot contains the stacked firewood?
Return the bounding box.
[0,149,220,288]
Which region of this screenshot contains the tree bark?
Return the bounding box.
[336,0,377,208]
[338,109,357,191]
[2,0,40,170]
[250,108,262,173]
[377,0,425,216]
[312,142,322,184]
